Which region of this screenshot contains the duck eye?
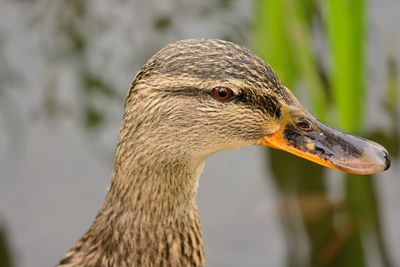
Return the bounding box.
[211,87,234,102]
[296,119,312,131]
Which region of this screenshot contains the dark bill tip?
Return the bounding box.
[384,151,391,171]
[332,138,391,175]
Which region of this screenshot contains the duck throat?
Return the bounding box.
[57,141,207,266]
[105,142,205,223]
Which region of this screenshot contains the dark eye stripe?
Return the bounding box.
[236,92,281,119]
[162,86,281,120]
[163,86,206,97]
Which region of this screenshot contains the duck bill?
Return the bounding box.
[260,118,390,175]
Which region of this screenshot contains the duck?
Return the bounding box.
[57,39,390,267]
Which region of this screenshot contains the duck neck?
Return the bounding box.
[63,140,207,265]
[61,147,206,266]
[103,138,205,225]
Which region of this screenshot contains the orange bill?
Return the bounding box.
[260,115,390,175]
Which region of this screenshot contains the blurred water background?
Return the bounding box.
[0,0,399,267]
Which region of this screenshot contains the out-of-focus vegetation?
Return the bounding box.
[0,225,13,267]
[253,0,399,267]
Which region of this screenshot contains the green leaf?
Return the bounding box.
[325,0,365,132]
[252,0,298,89]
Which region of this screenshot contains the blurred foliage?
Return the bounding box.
[253,0,398,267]
[326,0,365,132]
[154,16,172,31]
[382,53,400,157]
[36,0,123,130]
[253,0,328,121]
[0,225,13,267]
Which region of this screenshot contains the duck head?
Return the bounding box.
[126,39,390,175]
